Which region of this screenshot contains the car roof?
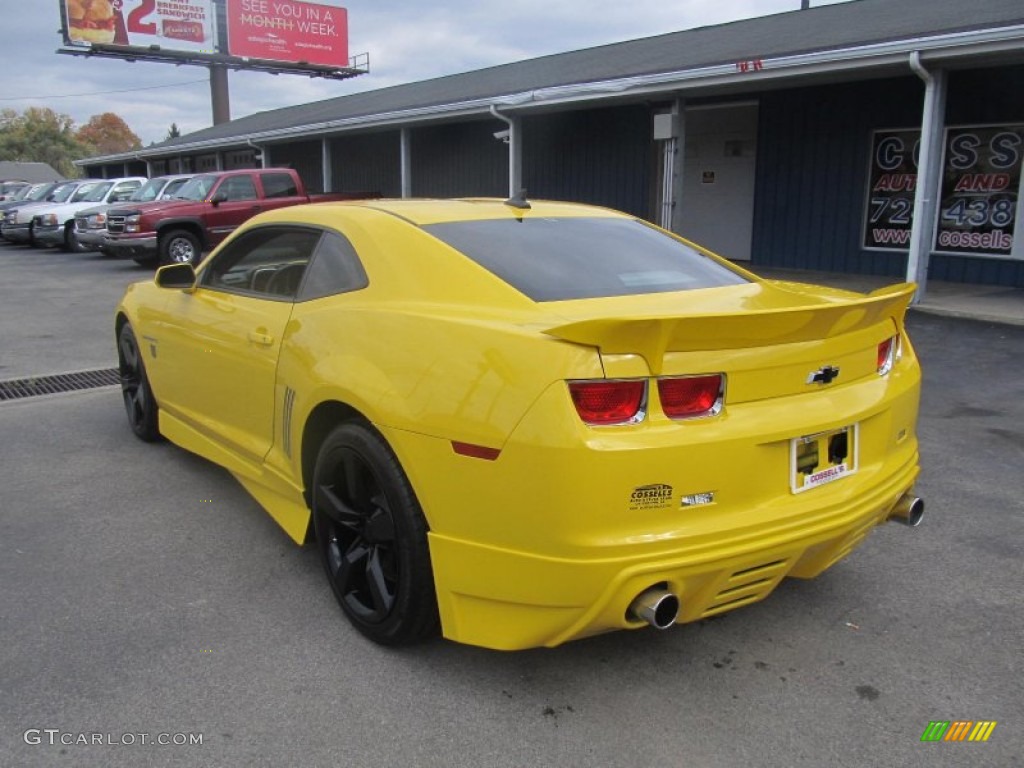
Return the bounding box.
[265,198,630,227]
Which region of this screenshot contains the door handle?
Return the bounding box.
[248,331,274,346]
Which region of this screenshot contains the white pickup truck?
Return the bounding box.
[32,177,146,251]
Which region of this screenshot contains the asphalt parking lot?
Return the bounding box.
[1,241,1021,768]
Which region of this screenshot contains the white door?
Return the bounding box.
[679,104,758,261]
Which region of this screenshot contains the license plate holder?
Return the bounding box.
[790,424,858,494]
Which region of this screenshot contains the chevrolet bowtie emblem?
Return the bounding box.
[807,365,841,385]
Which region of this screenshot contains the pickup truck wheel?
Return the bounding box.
[64,223,84,253]
[160,229,201,266]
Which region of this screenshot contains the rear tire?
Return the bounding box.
[117,323,162,442]
[312,422,439,646]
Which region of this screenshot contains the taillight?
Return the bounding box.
[658,374,724,419]
[877,334,901,375]
[568,380,646,425]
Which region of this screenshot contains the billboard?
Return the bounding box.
[62,0,215,52]
[226,0,348,67]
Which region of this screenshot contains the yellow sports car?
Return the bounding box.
[115,198,923,650]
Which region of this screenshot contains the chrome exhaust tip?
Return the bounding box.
[889,494,925,527]
[628,589,680,630]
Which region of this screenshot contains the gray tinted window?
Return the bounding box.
[423,217,747,301]
[298,231,368,301]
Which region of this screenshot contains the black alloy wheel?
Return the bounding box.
[312,422,438,645]
[117,323,162,442]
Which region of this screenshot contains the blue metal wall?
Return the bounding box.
[411,121,508,197]
[753,67,1024,287]
[331,131,402,197]
[523,105,652,219]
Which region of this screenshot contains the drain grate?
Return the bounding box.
[0,368,121,401]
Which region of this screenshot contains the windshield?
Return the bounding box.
[131,177,168,202]
[48,183,78,203]
[173,175,218,201]
[423,217,749,302]
[71,183,103,203]
[7,186,31,201]
[26,184,54,201]
[161,178,191,198]
[81,182,115,203]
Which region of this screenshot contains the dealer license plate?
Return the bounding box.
[790,424,858,494]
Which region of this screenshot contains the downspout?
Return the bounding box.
[247,138,267,169]
[489,105,522,198]
[906,51,947,303]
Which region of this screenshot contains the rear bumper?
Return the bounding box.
[426,457,918,650]
[104,234,158,260]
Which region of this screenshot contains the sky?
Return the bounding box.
[7,0,854,146]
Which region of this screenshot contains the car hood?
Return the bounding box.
[108,199,206,217]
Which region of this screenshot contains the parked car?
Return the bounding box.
[0,182,61,215]
[33,177,146,251]
[0,181,30,200]
[2,180,97,246]
[104,168,366,266]
[74,174,194,253]
[115,198,923,650]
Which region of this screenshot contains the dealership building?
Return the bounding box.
[80,0,1024,290]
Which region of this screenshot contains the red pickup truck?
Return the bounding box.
[103,168,361,266]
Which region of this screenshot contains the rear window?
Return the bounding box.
[422,217,748,301]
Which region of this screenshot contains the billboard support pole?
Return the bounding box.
[210,64,231,125]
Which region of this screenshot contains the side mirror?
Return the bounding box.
[209,191,228,206]
[156,263,197,291]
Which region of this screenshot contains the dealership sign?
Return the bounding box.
[864,125,1024,259]
[227,0,348,67]
[62,0,215,52]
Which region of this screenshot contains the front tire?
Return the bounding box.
[117,323,162,442]
[312,422,439,646]
[66,225,90,253]
[159,229,201,266]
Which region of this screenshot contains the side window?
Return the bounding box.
[261,172,299,199]
[202,226,323,299]
[219,175,258,201]
[297,231,369,301]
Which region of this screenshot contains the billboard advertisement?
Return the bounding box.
[62,0,215,52]
[226,0,348,67]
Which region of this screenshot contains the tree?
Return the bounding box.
[0,107,87,178]
[166,122,181,141]
[76,112,142,156]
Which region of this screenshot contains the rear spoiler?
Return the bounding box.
[543,283,916,374]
